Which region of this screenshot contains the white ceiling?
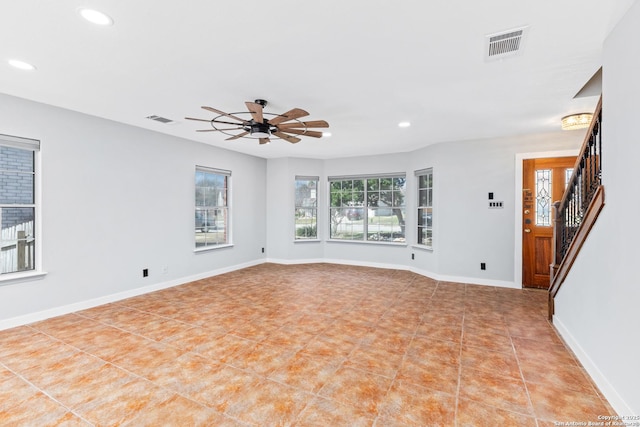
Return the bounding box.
[1,1,635,159]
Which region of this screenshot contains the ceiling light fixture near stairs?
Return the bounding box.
[185,99,330,145]
[561,113,593,130]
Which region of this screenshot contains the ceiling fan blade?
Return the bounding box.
[276,120,330,129]
[185,117,213,122]
[273,131,301,144]
[226,131,250,141]
[245,101,264,123]
[268,108,309,125]
[202,106,247,123]
[211,119,250,126]
[277,128,324,138]
[196,127,244,132]
[259,138,270,145]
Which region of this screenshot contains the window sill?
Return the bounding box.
[412,244,434,252]
[293,239,321,243]
[194,243,234,253]
[0,271,47,286]
[327,239,407,247]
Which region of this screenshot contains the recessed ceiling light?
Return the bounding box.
[322,132,332,138]
[398,121,411,128]
[78,8,113,26]
[8,59,36,71]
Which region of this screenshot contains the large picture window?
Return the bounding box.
[195,166,230,248]
[329,174,406,243]
[295,176,318,240]
[0,134,39,275]
[416,168,433,248]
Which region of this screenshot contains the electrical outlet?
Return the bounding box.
[143,268,149,277]
[411,253,415,260]
[480,263,486,270]
[488,201,504,209]
[161,266,168,275]
[261,247,265,253]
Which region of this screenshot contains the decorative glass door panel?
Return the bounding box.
[523,157,577,288]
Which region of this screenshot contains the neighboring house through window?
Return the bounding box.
[195,166,230,249]
[0,134,39,275]
[295,176,318,240]
[416,168,433,248]
[329,174,406,243]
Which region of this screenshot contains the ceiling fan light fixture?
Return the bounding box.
[561,113,593,130]
[251,131,270,138]
[187,100,328,144]
[322,132,332,138]
[249,122,271,138]
[398,121,411,128]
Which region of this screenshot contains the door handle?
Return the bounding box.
[524,228,531,233]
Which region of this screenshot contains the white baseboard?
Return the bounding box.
[268,257,419,274]
[266,257,518,288]
[553,315,633,416]
[1,257,517,331]
[320,258,412,272]
[0,259,264,331]
[265,257,326,265]
[412,267,518,289]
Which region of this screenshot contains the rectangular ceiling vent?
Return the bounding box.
[485,27,528,61]
[146,115,175,124]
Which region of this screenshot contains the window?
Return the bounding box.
[1,134,39,275]
[535,169,552,226]
[416,168,433,248]
[295,176,318,240]
[565,168,574,189]
[195,166,230,249]
[329,174,406,242]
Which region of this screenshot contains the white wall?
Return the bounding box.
[266,157,324,261]
[554,0,640,416]
[0,93,266,327]
[413,133,581,285]
[266,133,581,286]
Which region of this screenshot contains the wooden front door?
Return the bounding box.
[522,157,576,289]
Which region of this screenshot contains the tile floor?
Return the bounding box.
[0,263,616,426]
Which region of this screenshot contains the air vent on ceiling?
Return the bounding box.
[146,115,175,124]
[485,27,528,61]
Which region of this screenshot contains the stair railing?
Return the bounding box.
[549,96,605,319]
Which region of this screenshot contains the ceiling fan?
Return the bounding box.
[185,99,329,145]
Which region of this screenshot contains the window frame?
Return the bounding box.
[416,167,433,249]
[328,173,406,244]
[194,166,232,251]
[294,175,319,241]
[0,134,43,284]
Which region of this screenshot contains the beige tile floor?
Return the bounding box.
[0,263,616,426]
